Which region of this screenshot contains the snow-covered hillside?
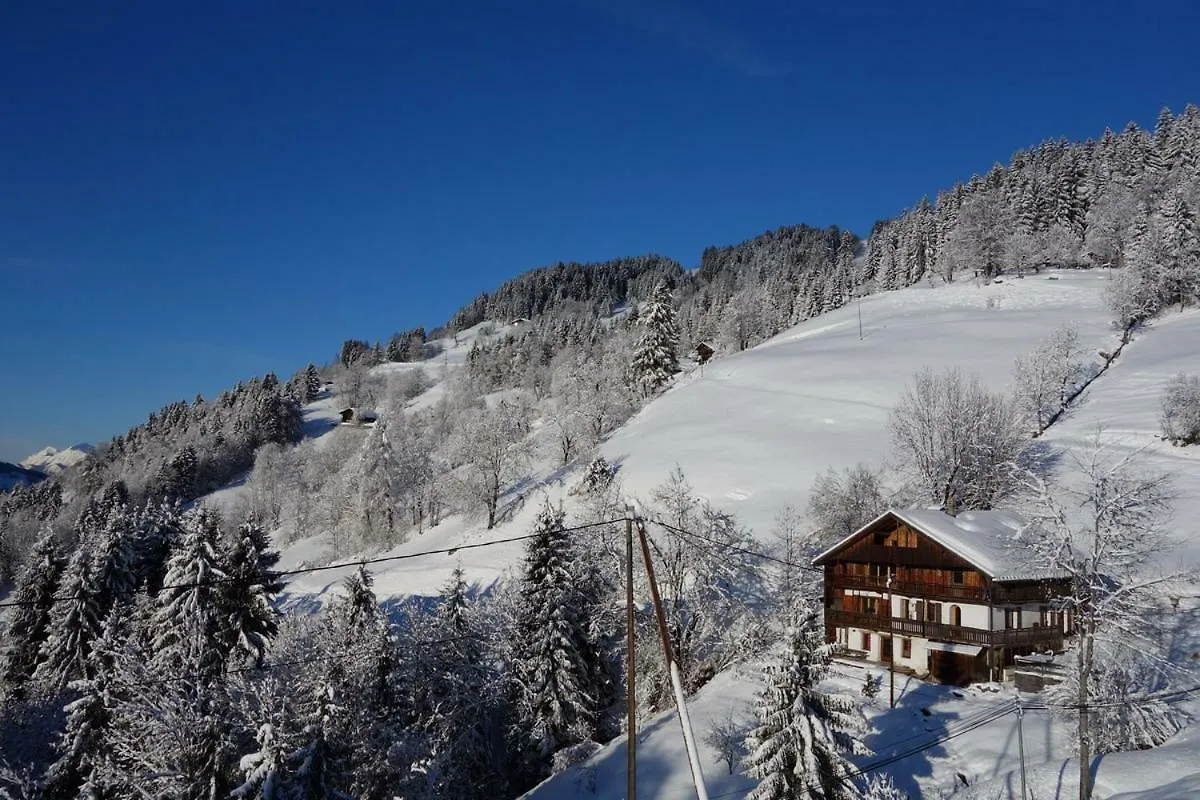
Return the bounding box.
[221,270,1200,799]
[599,271,1122,538]
[270,272,1139,605]
[19,443,93,475]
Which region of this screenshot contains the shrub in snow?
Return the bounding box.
[1160,373,1200,445]
[862,773,908,799]
[861,671,880,699]
[578,456,615,494]
[550,740,601,774]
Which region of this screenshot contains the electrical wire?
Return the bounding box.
[0,517,629,610]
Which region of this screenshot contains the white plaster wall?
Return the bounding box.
[841,627,930,676]
[889,594,990,629]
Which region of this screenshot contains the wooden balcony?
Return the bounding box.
[832,574,985,603]
[830,574,1060,605]
[826,608,1064,650]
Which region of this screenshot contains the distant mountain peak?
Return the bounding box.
[19,443,93,474]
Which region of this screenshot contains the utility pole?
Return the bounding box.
[1015,692,1029,800]
[635,519,710,800]
[887,570,895,709]
[626,515,637,800]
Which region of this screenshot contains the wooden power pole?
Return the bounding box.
[626,515,637,800]
[635,519,710,800]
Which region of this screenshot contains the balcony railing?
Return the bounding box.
[829,574,1058,604]
[826,608,1064,650]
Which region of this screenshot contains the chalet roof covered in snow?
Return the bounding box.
[813,507,1068,582]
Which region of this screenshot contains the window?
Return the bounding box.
[869,563,891,579]
[902,638,912,658]
[900,598,911,619]
[861,597,879,615]
[1006,608,1021,629]
[950,605,962,626]
[1039,606,1059,628]
[914,600,925,621]
[927,602,942,623]
[862,632,872,651]
[951,570,965,586]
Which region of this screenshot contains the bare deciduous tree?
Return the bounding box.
[889,367,1027,511]
[1013,324,1090,433]
[806,464,888,544]
[449,397,537,529]
[1021,436,1186,800]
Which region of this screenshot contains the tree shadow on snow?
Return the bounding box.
[859,676,965,798]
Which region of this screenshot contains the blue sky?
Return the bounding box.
[2,0,1199,462]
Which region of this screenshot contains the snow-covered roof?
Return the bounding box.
[813,507,1068,582]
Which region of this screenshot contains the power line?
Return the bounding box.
[0,517,628,610]
[646,517,823,574]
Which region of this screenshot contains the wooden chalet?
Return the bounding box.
[813,508,1072,685]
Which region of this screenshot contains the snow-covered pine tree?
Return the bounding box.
[510,503,599,781]
[34,547,104,693]
[150,508,231,679]
[90,507,139,612]
[103,656,236,800]
[0,527,64,701]
[355,418,399,548]
[220,518,283,667]
[291,675,352,800]
[316,567,405,800]
[231,721,291,800]
[630,280,679,396]
[304,364,322,402]
[39,610,124,800]
[416,566,506,800]
[1156,189,1200,311]
[744,607,866,800]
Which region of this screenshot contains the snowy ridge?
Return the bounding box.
[19,443,93,475]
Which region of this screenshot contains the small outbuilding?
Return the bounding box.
[693,341,715,365]
[338,408,378,426]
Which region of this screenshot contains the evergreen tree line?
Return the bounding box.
[867,106,1200,324]
[0,463,833,800]
[0,371,309,582]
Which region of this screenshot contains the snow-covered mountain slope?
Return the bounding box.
[222,271,1200,799]
[270,270,1190,606]
[522,272,1200,800]
[19,443,93,475]
[601,270,1120,538]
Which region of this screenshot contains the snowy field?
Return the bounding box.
[243,270,1200,798]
